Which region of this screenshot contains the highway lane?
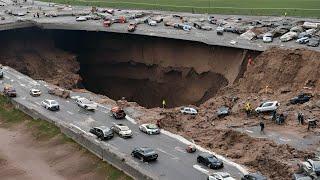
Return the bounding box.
[1,66,245,179]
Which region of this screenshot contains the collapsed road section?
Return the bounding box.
[0,27,260,108]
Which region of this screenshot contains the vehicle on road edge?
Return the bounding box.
[41,99,60,111]
[131,147,158,162]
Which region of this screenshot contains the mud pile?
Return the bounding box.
[0,29,80,89]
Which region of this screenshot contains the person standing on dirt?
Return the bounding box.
[298,112,304,125]
[260,121,265,133]
[247,55,254,66]
[245,102,252,117]
[156,119,161,129]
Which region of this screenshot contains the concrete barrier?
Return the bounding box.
[9,97,154,180]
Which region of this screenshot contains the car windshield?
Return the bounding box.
[147,124,158,129]
[143,148,154,154]
[207,156,218,162]
[313,161,320,171]
[51,101,58,105]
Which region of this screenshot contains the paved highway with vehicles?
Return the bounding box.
[0,66,246,179]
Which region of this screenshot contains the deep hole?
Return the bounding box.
[0,27,259,108]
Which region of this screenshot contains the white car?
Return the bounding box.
[29,88,41,97]
[41,99,59,111]
[208,172,236,180]
[139,123,160,135]
[180,107,197,115]
[263,33,273,43]
[111,123,133,138]
[75,97,97,111]
[76,16,88,21]
[147,19,157,26]
[255,101,279,113]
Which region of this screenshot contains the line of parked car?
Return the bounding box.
[1,71,270,179]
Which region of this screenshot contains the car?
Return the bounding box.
[216,27,224,35]
[255,101,279,113]
[298,159,320,178]
[241,173,267,180]
[111,123,132,138]
[75,97,97,111]
[180,107,197,115]
[298,32,312,39]
[29,88,41,97]
[208,172,236,180]
[280,32,298,42]
[296,37,310,44]
[3,86,17,97]
[263,33,273,43]
[76,16,88,21]
[139,123,160,135]
[217,106,230,118]
[193,22,212,31]
[224,26,237,33]
[89,126,114,140]
[307,38,320,47]
[41,99,59,111]
[147,19,157,26]
[290,93,312,104]
[128,23,137,32]
[183,24,192,31]
[131,147,158,162]
[111,106,126,119]
[292,173,312,180]
[197,153,223,169]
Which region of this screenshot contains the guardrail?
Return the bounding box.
[10,98,155,180]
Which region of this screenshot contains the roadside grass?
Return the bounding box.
[0,95,132,180]
[40,0,320,17]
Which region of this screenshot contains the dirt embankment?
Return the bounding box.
[133,47,320,179]
[0,29,80,89]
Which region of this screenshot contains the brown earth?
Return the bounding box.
[0,122,130,180]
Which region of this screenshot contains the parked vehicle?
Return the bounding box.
[255,101,279,113]
[292,173,312,180]
[193,22,212,31]
[208,172,236,180]
[111,123,132,138]
[217,106,230,118]
[147,18,157,26]
[139,123,160,135]
[3,86,16,97]
[128,22,137,32]
[290,93,312,104]
[186,144,196,153]
[298,159,320,178]
[263,33,273,43]
[89,126,114,140]
[103,18,112,27]
[131,147,158,162]
[241,173,267,180]
[183,24,192,31]
[29,88,41,97]
[307,38,320,47]
[280,32,298,42]
[296,37,309,44]
[75,97,97,111]
[111,106,126,119]
[76,16,88,21]
[216,27,224,35]
[180,107,197,115]
[197,153,223,169]
[41,99,59,111]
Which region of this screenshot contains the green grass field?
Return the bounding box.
[42,0,320,17]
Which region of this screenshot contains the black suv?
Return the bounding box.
[197,153,223,169]
[290,93,312,104]
[89,126,114,140]
[131,147,158,162]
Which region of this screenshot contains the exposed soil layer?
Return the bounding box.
[0,27,258,108]
[131,47,320,179]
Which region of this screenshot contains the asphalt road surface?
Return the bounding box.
[0,66,246,179]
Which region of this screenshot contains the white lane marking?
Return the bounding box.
[101,110,109,114]
[35,102,41,106]
[94,139,100,143]
[10,79,14,82]
[66,100,70,103]
[279,137,291,142]
[161,129,248,174]
[97,104,111,110]
[193,164,209,174]
[67,111,74,115]
[21,97,26,100]
[125,115,137,124]
[102,142,119,150]
[245,130,254,133]
[20,83,26,87]
[157,148,178,160]
[4,76,9,79]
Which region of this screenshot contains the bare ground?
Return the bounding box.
[0,122,131,180]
